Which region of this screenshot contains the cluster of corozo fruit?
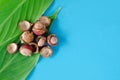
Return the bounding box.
[6,16,58,58]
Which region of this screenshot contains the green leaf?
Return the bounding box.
[0,0,60,80]
[0,0,53,43]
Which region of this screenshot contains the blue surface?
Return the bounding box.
[27,0,120,80]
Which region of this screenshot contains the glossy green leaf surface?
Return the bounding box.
[0,0,60,80]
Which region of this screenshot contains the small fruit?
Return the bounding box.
[47,34,58,46]
[33,21,45,29]
[40,46,52,58]
[20,31,34,43]
[29,42,39,53]
[18,20,32,32]
[32,21,47,36]
[7,43,18,54]
[32,28,47,36]
[39,16,51,27]
[36,36,46,47]
[19,44,33,56]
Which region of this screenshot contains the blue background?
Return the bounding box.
[27,0,120,80]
